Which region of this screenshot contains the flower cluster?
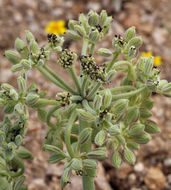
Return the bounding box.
[1,10,171,190]
[80,55,106,82]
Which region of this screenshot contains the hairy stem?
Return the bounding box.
[87,82,101,100]
[69,66,81,94]
[46,105,61,127]
[42,65,77,95]
[112,86,146,100]
[65,111,77,158]
[106,51,119,72]
[37,98,59,105]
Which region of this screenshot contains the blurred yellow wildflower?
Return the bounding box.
[141,51,162,66]
[45,20,66,35]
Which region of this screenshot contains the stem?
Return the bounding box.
[79,119,95,190]
[43,65,77,95]
[113,60,132,70]
[81,77,88,97]
[110,85,136,93]
[112,86,146,100]
[81,39,89,56]
[69,66,81,94]
[106,51,119,72]
[87,82,101,100]
[46,105,61,127]
[83,176,95,190]
[37,98,59,105]
[90,43,95,56]
[65,111,77,158]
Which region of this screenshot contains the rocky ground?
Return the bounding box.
[0,0,171,190]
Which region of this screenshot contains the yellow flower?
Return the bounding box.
[45,20,66,35]
[141,52,162,66]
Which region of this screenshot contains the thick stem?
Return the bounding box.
[83,176,95,190]
[89,43,95,56]
[81,39,89,56]
[65,111,77,158]
[79,119,95,190]
[42,65,77,95]
[87,82,101,100]
[112,86,146,100]
[106,51,119,72]
[69,66,81,94]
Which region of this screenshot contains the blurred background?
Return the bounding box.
[0,0,171,189]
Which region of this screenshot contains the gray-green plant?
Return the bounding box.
[0,10,171,190]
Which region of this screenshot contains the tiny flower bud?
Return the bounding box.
[9,88,19,101]
[145,120,161,134]
[93,94,103,112]
[76,109,95,122]
[68,20,79,30]
[103,89,112,108]
[109,125,120,136]
[58,49,77,69]
[128,46,136,58]
[25,30,35,43]
[15,135,23,146]
[124,148,136,165]
[89,29,100,43]
[112,150,122,168]
[11,63,23,72]
[110,99,129,114]
[140,99,154,110]
[144,57,154,74]
[79,13,90,34]
[5,50,22,65]
[95,130,106,146]
[87,149,107,160]
[127,142,140,150]
[61,168,72,189]
[26,93,39,106]
[14,103,24,115]
[88,10,99,26]
[126,36,142,49]
[74,25,86,37]
[124,26,136,42]
[20,59,32,70]
[134,132,151,144]
[126,107,139,124]
[78,128,92,145]
[83,159,97,170]
[71,158,83,171]
[65,30,82,40]
[15,38,29,57]
[129,123,145,136]
[30,40,39,54]
[99,10,108,26]
[139,108,152,119]
[98,48,112,57]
